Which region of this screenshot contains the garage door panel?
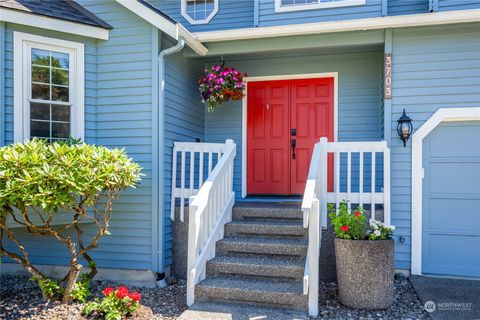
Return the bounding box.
[427,198,480,233]
[423,121,480,278]
[424,234,480,277]
[429,162,480,194]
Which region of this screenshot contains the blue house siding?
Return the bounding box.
[205,49,384,198]
[146,0,254,32]
[258,0,382,27]
[163,42,206,267]
[389,23,480,270]
[438,0,480,11]
[387,0,427,16]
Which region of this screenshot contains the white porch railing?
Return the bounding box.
[182,140,236,306]
[302,137,391,317]
[170,140,234,222]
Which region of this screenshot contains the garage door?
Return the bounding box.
[422,121,480,278]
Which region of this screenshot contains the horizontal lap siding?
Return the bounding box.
[205,50,383,199]
[258,0,382,27]
[163,46,205,267]
[2,1,156,271]
[146,0,254,32]
[387,0,427,16]
[438,0,480,11]
[390,23,480,270]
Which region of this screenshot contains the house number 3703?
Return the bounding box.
[384,53,392,99]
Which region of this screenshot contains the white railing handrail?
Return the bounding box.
[186,139,236,306]
[302,137,391,317]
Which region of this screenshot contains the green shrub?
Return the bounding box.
[0,139,141,302]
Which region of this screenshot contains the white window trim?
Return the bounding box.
[13,32,84,143]
[275,0,366,13]
[410,107,480,276]
[181,0,219,25]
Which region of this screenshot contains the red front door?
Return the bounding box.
[247,78,334,196]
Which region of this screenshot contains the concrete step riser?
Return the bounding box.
[195,286,308,311]
[224,223,306,238]
[206,261,304,280]
[232,208,303,221]
[216,240,307,257]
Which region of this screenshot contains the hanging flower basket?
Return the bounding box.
[199,64,246,112]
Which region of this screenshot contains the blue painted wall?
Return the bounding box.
[387,0,427,15]
[146,0,254,32]
[438,0,480,11]
[163,36,206,267]
[389,22,480,270]
[204,49,384,199]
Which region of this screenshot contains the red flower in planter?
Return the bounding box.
[116,286,129,299]
[103,287,114,296]
[354,210,361,217]
[341,225,349,232]
[128,292,141,302]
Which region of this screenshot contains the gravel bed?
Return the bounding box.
[314,277,429,320]
[0,275,187,320]
[1,275,427,319]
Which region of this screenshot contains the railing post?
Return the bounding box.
[186,197,198,306]
[308,198,320,317]
[383,143,391,225]
[319,137,328,228]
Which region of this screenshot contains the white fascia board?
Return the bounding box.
[114,0,207,56]
[194,9,480,42]
[0,8,109,40]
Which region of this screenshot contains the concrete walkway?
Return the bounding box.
[410,275,480,320]
[179,302,308,320]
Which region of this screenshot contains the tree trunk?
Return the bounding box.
[63,262,82,302]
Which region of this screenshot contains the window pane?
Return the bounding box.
[32,66,50,84]
[32,83,50,100]
[51,86,69,102]
[52,105,70,122]
[52,69,69,86]
[52,122,70,138]
[32,49,50,66]
[30,120,50,138]
[51,52,69,69]
[30,103,50,120]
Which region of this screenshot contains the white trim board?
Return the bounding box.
[194,9,480,42]
[411,107,480,275]
[114,0,208,56]
[275,0,366,13]
[0,8,109,40]
[241,72,339,198]
[13,31,85,143]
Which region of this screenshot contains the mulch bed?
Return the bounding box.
[1,275,428,319]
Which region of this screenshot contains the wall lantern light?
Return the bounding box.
[397,109,413,147]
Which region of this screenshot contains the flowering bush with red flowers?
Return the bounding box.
[83,286,141,320]
[199,64,246,111]
[329,200,395,240]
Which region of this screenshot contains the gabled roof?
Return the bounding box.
[0,0,112,29]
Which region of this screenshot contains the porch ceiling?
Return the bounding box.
[184,30,384,58]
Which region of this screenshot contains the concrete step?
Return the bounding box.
[195,276,307,311]
[224,219,306,237]
[206,254,305,280]
[179,302,308,320]
[216,236,308,256]
[233,202,303,221]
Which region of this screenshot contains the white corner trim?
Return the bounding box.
[114,0,208,56]
[275,0,366,13]
[181,0,219,25]
[13,31,84,143]
[241,72,339,198]
[411,107,480,276]
[0,8,109,40]
[194,9,480,42]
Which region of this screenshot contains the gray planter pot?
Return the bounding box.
[334,238,394,310]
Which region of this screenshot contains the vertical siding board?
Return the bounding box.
[390,23,480,270]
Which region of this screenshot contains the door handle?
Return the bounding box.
[291,139,296,160]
